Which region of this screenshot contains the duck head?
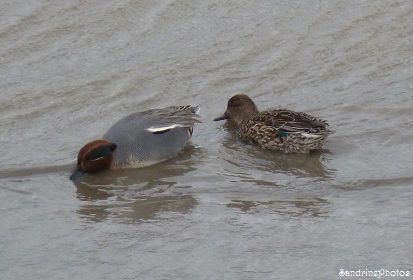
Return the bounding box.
[70,139,117,181]
[213,94,259,126]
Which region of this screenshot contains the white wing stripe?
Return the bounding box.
[147,124,182,132]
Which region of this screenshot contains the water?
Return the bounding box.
[1,1,412,279]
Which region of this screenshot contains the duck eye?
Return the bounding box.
[229,99,238,106]
[231,100,241,107]
[85,145,112,161]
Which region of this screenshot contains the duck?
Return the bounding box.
[213,94,332,153]
[70,105,201,180]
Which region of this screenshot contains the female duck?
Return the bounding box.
[70,105,200,180]
[214,94,331,153]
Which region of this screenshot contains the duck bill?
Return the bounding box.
[70,166,85,181]
[213,113,230,121]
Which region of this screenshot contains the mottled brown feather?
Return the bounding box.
[215,94,332,153]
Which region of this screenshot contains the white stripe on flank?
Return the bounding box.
[147,124,182,132]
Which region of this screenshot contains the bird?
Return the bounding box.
[70,105,200,180]
[214,94,332,153]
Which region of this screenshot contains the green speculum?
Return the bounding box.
[277,130,288,137]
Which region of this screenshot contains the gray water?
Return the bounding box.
[1,1,413,279]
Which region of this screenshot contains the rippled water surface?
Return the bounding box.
[1,1,412,279]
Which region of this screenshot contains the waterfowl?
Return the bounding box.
[214,94,331,153]
[70,105,200,180]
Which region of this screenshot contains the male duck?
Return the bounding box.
[214,94,332,153]
[70,105,200,180]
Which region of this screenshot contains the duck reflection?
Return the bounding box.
[77,194,197,223]
[227,197,329,218]
[219,126,336,179]
[73,145,200,223]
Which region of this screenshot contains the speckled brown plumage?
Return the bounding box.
[214,94,332,153]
